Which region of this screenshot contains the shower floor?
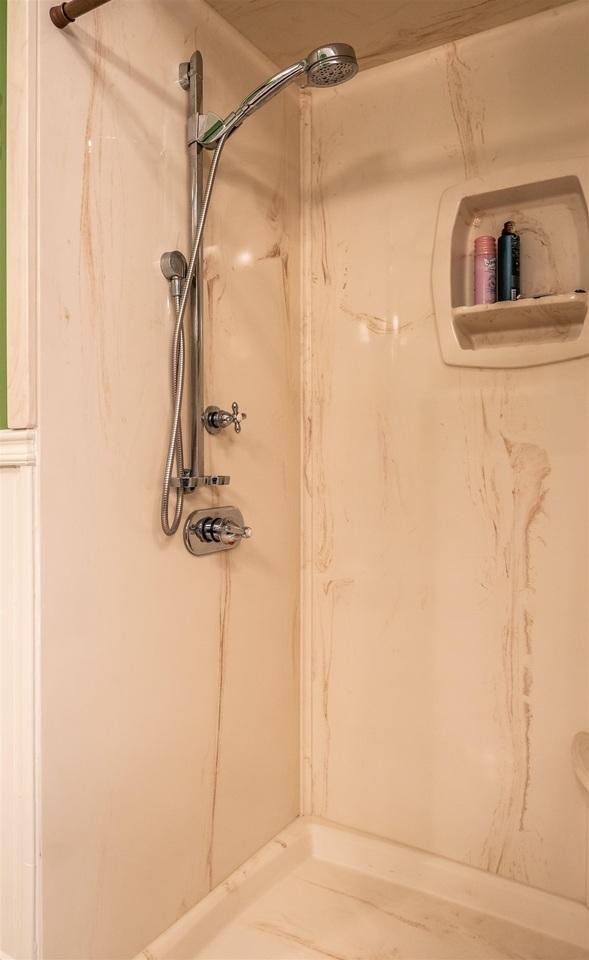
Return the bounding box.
[138,820,588,960]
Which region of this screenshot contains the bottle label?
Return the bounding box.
[485,257,496,297]
[474,252,496,304]
[513,240,520,283]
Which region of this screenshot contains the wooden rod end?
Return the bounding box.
[49,4,74,28]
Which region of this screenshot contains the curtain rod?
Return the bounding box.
[49,0,112,29]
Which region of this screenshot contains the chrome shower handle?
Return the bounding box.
[216,518,252,545]
[187,513,252,546]
[204,402,247,435]
[184,506,251,556]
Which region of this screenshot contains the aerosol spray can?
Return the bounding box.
[474,236,496,304]
[497,221,520,301]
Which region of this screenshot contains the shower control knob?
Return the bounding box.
[184,506,250,557]
[218,518,252,545]
[196,516,252,545]
[204,402,247,435]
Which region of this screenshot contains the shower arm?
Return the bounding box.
[49,0,112,29]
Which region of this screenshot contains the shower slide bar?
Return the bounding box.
[163,51,248,498]
[49,0,112,29]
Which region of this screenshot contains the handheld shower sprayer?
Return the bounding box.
[197,43,358,148]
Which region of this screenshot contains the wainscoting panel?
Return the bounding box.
[0,429,37,959]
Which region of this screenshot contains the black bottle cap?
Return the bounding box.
[502,221,516,234]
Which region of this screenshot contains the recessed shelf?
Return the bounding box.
[452,292,587,351]
[432,159,589,368]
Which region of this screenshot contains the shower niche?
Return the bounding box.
[432,159,589,367]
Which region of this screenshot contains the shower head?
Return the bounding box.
[197,43,358,148]
[305,44,358,87]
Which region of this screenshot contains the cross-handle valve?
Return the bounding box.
[204,402,247,435]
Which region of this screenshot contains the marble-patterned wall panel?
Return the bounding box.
[205,0,573,71]
[36,1,299,956]
[306,0,588,903]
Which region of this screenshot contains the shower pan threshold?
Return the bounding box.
[136,818,588,960]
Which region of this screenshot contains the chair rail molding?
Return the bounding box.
[0,429,38,959]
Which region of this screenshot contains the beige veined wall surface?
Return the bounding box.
[36,1,299,957]
[304,0,589,903]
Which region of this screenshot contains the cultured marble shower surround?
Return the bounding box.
[37,1,299,956]
[304,0,589,904]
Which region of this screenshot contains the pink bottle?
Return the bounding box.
[474,236,496,304]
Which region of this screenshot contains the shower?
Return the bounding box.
[160,44,358,550]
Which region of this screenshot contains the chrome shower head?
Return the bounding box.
[197,42,358,148]
[304,44,358,88]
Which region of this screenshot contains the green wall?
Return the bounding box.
[0,0,6,429]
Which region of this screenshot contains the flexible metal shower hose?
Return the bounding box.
[161,133,229,536]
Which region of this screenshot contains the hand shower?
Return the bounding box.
[197,44,358,148]
[161,43,358,540]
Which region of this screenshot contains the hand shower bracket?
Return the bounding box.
[186,112,226,149]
